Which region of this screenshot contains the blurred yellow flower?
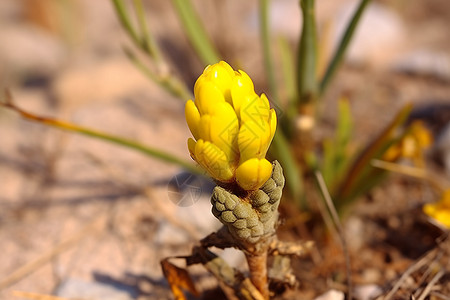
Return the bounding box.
[185,61,277,191]
[383,120,432,166]
[423,189,450,229]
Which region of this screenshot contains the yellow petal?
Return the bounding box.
[198,114,212,142]
[198,102,240,157]
[196,81,226,115]
[268,109,277,142]
[193,75,205,100]
[203,61,233,80]
[195,140,234,182]
[231,70,256,115]
[238,120,271,161]
[236,158,272,190]
[383,145,401,162]
[411,121,432,148]
[423,190,450,229]
[209,102,239,162]
[187,138,196,160]
[434,211,450,228]
[185,100,201,140]
[423,203,437,216]
[442,190,450,206]
[207,61,235,82]
[235,70,254,92]
[202,61,235,103]
[218,61,235,76]
[239,95,270,126]
[424,202,450,228]
[260,94,271,121]
[401,136,416,158]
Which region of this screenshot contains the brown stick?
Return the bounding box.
[245,251,269,300]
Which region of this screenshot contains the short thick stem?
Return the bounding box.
[245,250,269,300]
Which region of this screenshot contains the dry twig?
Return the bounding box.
[417,269,445,300]
[316,171,353,300]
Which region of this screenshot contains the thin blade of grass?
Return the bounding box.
[333,99,353,177]
[131,0,162,60]
[371,159,447,192]
[334,103,413,205]
[320,99,353,190]
[297,0,318,106]
[171,0,220,65]
[270,131,305,208]
[124,47,192,101]
[113,1,191,102]
[0,94,199,175]
[315,171,353,300]
[321,139,335,185]
[278,36,298,132]
[279,37,297,105]
[111,0,141,48]
[319,0,371,94]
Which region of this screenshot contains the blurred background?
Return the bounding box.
[0,0,449,299]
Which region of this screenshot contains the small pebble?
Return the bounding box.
[354,284,383,300]
[314,289,345,300]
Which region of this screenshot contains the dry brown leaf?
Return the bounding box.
[161,258,199,300]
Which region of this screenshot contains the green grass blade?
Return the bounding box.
[132,0,162,60]
[278,37,298,137]
[74,125,198,174]
[270,130,305,208]
[171,0,220,65]
[113,0,191,102]
[0,97,200,175]
[279,37,297,106]
[321,99,353,190]
[319,0,371,94]
[297,0,318,106]
[111,0,141,48]
[334,99,353,176]
[321,139,335,185]
[124,47,193,101]
[334,103,413,204]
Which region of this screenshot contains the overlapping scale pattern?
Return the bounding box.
[211,161,285,243]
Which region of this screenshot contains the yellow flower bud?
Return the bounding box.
[382,120,433,166]
[235,158,273,191]
[185,61,277,191]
